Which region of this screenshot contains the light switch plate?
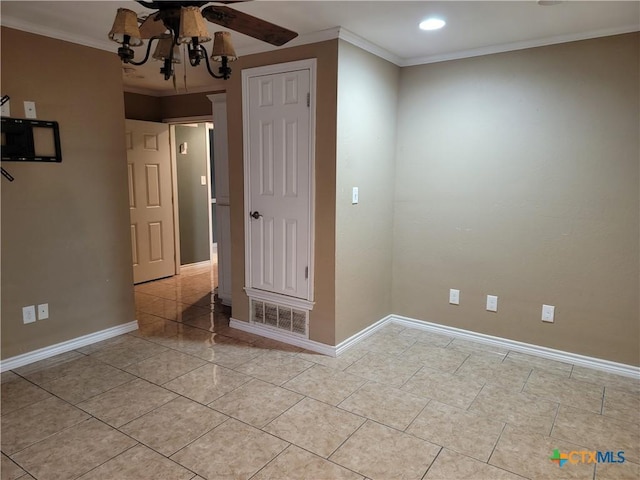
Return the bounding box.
[23,305,36,324]
[486,295,498,312]
[352,187,359,204]
[200,175,207,186]
[449,289,460,305]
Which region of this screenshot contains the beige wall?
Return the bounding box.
[335,41,399,343]
[124,91,222,121]
[392,33,639,365]
[4,25,634,365]
[160,91,223,119]
[1,28,135,359]
[123,92,162,122]
[225,40,339,345]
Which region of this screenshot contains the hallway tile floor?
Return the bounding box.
[2,263,639,479]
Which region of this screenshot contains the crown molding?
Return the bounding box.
[238,26,403,66]
[401,24,640,67]
[336,28,402,65]
[1,16,114,53]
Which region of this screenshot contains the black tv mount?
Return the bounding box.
[0,95,13,181]
[1,116,62,163]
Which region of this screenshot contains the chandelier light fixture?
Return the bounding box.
[108,6,237,81]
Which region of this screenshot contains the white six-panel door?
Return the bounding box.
[126,119,176,284]
[245,66,313,302]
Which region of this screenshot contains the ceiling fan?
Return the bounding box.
[137,1,298,47]
[109,1,298,81]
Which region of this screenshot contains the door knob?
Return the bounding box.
[250,211,262,219]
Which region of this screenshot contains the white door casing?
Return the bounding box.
[243,60,316,309]
[208,93,232,306]
[126,119,176,284]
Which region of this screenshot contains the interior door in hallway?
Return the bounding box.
[126,119,176,284]
[245,66,313,301]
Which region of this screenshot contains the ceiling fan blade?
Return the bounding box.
[202,5,297,47]
[139,12,167,39]
[136,1,209,9]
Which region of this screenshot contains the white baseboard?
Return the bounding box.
[225,315,640,380]
[335,315,393,356]
[230,318,336,356]
[0,321,139,373]
[390,315,640,380]
[180,260,211,271]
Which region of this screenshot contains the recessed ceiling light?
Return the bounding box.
[419,18,446,31]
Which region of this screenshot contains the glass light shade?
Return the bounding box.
[178,6,211,44]
[108,8,143,46]
[210,32,237,62]
[153,35,181,63]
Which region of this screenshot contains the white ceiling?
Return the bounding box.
[1,1,638,96]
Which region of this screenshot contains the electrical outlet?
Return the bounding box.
[38,303,49,320]
[22,305,36,324]
[542,304,555,323]
[449,289,460,305]
[486,295,498,312]
[24,101,37,119]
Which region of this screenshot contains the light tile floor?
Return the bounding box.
[2,263,639,479]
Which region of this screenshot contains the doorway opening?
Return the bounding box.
[170,120,219,299]
[172,122,217,266]
[126,117,220,305]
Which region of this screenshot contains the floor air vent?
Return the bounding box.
[251,299,308,337]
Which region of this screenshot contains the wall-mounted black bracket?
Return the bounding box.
[1,167,14,182]
[0,96,14,181]
[1,117,62,163]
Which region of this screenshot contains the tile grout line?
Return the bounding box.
[547,400,561,437]
[486,422,507,467]
[167,416,233,461]
[67,441,144,479]
[451,352,471,375]
[245,443,291,480]
[520,365,534,394]
[120,398,229,456]
[324,416,369,461]
[419,445,443,480]
[403,398,432,433]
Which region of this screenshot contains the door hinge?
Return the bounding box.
[306,92,310,108]
[305,266,309,279]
